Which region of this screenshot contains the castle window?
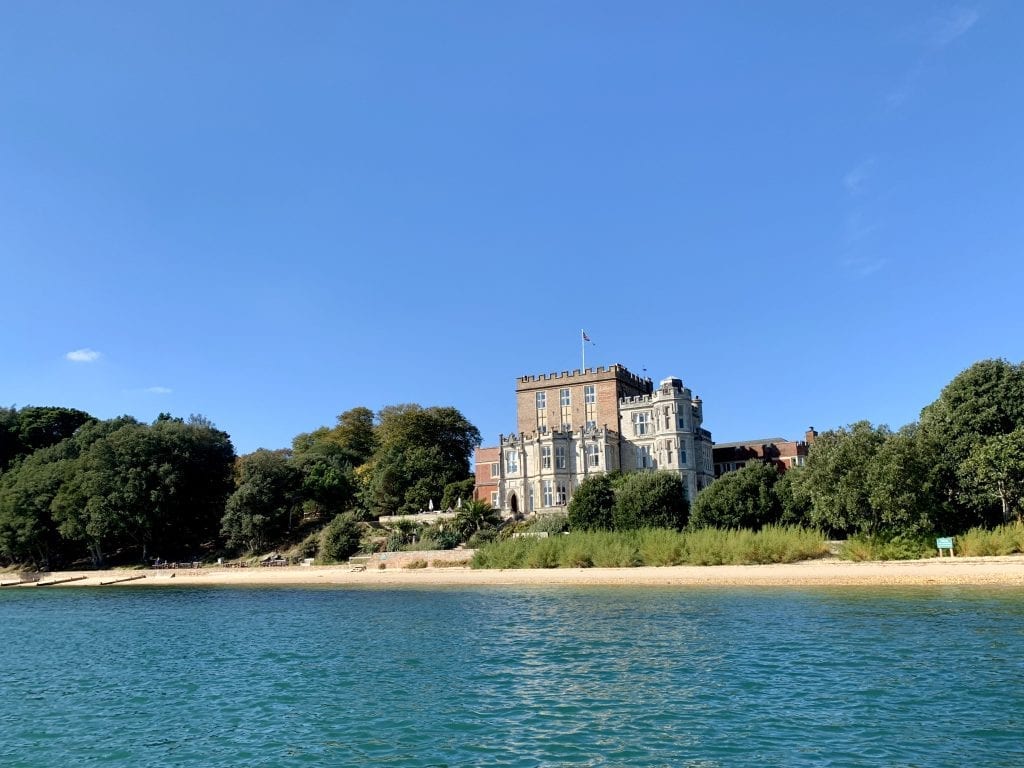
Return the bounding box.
[490,463,499,478]
[584,385,595,404]
[556,445,567,469]
[537,409,547,431]
[586,443,600,467]
[528,486,535,512]
[542,480,553,507]
[633,412,650,436]
[638,446,651,469]
[490,491,499,507]
[506,450,518,474]
[556,483,568,505]
[584,385,596,428]
[680,449,687,465]
[560,388,571,430]
[541,445,552,469]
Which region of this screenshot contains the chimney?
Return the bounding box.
[805,427,818,444]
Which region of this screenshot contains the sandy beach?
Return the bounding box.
[4,555,1024,589]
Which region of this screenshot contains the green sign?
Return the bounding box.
[936,537,954,550]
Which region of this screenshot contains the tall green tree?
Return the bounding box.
[220,450,301,554]
[363,405,480,516]
[919,358,1024,523]
[689,462,782,530]
[802,421,890,536]
[292,406,377,467]
[959,428,1024,523]
[0,443,77,567]
[865,426,952,535]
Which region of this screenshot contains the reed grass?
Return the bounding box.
[838,535,934,561]
[471,525,829,569]
[956,522,1024,557]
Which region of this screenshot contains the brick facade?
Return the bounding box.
[712,428,818,477]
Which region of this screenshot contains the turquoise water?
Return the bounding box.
[2,586,1023,767]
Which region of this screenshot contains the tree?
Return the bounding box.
[0,443,77,568]
[612,471,689,530]
[294,442,358,520]
[689,462,782,530]
[292,406,377,467]
[775,466,813,527]
[959,428,1024,523]
[866,426,952,536]
[220,450,301,554]
[802,421,890,537]
[441,478,475,510]
[363,405,481,516]
[0,406,94,473]
[919,359,1024,522]
[567,474,615,531]
[318,513,364,562]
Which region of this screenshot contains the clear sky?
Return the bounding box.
[2,1,1022,455]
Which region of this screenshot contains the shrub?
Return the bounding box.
[956,523,1024,556]
[839,534,933,561]
[612,472,689,531]
[567,475,615,531]
[636,529,684,566]
[471,526,828,568]
[528,513,569,535]
[403,559,428,569]
[318,514,363,564]
[524,538,560,568]
[689,462,782,530]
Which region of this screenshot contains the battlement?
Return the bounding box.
[516,363,652,392]
[619,390,694,406]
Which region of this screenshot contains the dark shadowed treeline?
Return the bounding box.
[0,404,480,569]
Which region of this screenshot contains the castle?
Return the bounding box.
[474,364,715,516]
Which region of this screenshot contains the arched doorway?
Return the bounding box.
[509,492,519,516]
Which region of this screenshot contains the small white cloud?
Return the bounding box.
[66,348,101,363]
[929,7,979,48]
[145,386,173,395]
[843,158,876,196]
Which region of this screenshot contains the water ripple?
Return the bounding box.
[2,586,1024,766]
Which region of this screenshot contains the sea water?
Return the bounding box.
[2,585,1023,767]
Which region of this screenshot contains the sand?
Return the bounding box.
[4,555,1024,589]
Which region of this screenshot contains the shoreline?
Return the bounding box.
[4,555,1024,589]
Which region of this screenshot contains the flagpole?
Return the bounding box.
[581,329,585,372]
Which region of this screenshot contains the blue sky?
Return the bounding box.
[2,2,1022,455]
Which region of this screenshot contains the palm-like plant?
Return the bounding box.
[453,499,501,540]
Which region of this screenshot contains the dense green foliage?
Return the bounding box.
[361,405,481,517]
[567,471,688,532]
[689,462,782,530]
[693,358,1024,543]
[472,525,828,568]
[318,513,363,563]
[611,471,689,530]
[0,399,480,567]
[0,413,234,567]
[566,474,615,531]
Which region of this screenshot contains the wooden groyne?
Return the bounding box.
[35,576,88,587]
[99,575,147,586]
